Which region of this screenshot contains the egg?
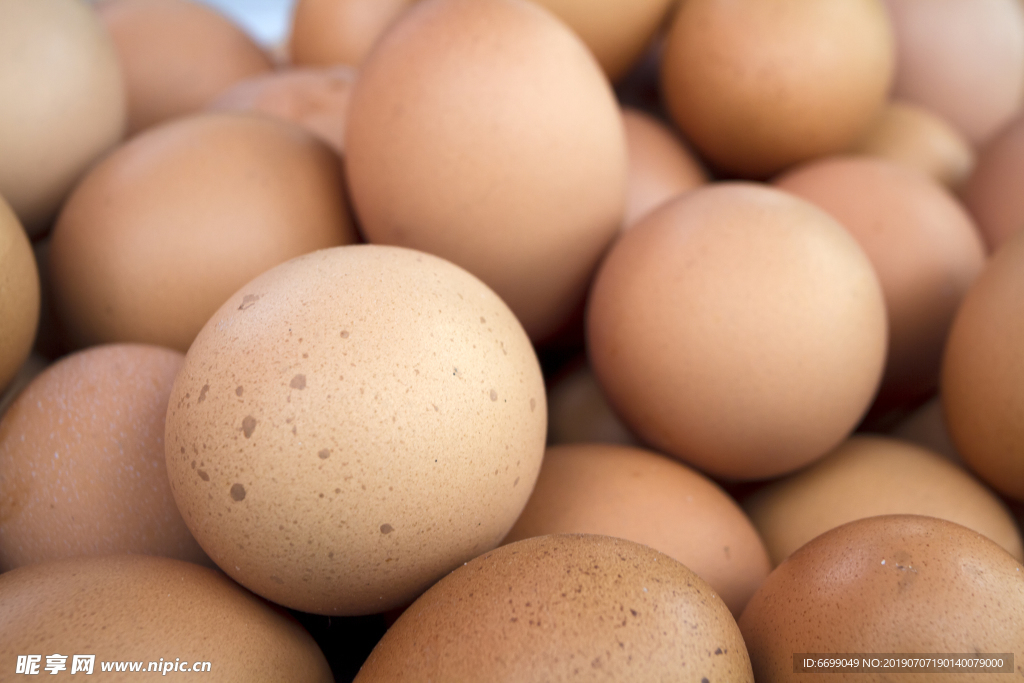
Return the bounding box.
[774,156,986,415]
[621,106,707,228]
[0,0,125,235]
[587,183,887,480]
[851,100,975,188]
[744,435,1023,566]
[545,359,638,446]
[49,112,357,353]
[0,194,39,391]
[961,112,1024,251]
[164,245,547,615]
[660,0,894,177]
[884,0,1024,147]
[740,515,1024,681]
[0,344,208,570]
[942,229,1024,502]
[0,555,332,681]
[345,0,628,342]
[888,396,962,463]
[355,534,754,682]
[96,0,274,135]
[504,443,771,615]
[0,353,46,422]
[288,0,416,67]
[208,65,357,156]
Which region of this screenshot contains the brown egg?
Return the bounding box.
[355,534,754,682]
[660,0,894,178]
[505,443,771,615]
[289,0,416,67]
[0,195,39,391]
[0,555,332,681]
[49,112,357,353]
[0,0,125,235]
[961,112,1024,251]
[740,515,1024,682]
[744,435,1023,567]
[888,396,962,463]
[884,0,1024,147]
[345,0,628,342]
[851,100,975,188]
[775,156,986,413]
[943,230,1024,502]
[546,359,637,446]
[208,65,357,155]
[96,0,274,135]
[587,183,887,480]
[0,344,208,571]
[528,0,678,82]
[0,353,46,422]
[165,245,547,615]
[621,107,707,228]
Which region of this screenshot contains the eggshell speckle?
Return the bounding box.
[165,245,547,615]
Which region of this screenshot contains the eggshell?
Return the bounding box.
[744,435,1023,566]
[660,0,894,177]
[774,156,986,413]
[739,515,1024,682]
[0,353,46,422]
[504,443,771,615]
[208,65,357,155]
[0,344,208,571]
[96,0,274,135]
[942,229,1024,501]
[0,555,333,682]
[527,0,678,82]
[884,0,1024,147]
[0,195,39,391]
[0,0,125,235]
[355,534,754,682]
[289,0,416,67]
[851,100,975,188]
[345,0,628,342]
[164,245,547,615]
[887,395,962,464]
[546,360,637,446]
[961,112,1024,251]
[621,107,707,228]
[49,112,357,353]
[587,182,887,480]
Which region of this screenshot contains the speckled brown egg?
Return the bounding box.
[164,245,547,616]
[49,112,357,354]
[208,65,357,155]
[851,100,975,188]
[774,156,986,414]
[0,344,208,571]
[355,534,754,682]
[942,229,1024,502]
[661,0,894,177]
[0,554,332,681]
[0,194,39,392]
[96,0,273,135]
[0,0,125,236]
[587,182,888,480]
[289,0,416,67]
[345,0,628,342]
[621,107,707,228]
[744,435,1023,566]
[961,112,1024,251]
[504,443,771,615]
[739,515,1024,682]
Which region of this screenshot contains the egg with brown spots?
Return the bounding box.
[739,515,1024,682]
[355,534,754,682]
[164,245,546,615]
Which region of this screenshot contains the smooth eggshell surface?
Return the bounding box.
[0,555,333,682]
[961,112,1024,251]
[739,515,1024,682]
[0,195,39,391]
[504,443,771,615]
[355,534,754,682]
[289,0,416,67]
[165,245,547,615]
[0,344,208,571]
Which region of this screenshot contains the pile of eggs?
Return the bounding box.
[1,0,1024,679]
